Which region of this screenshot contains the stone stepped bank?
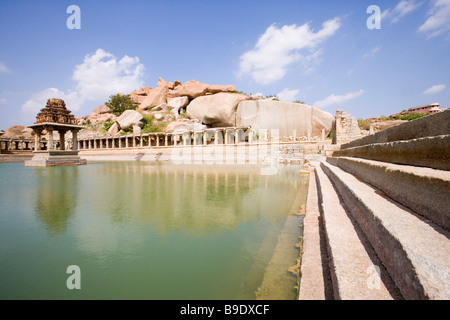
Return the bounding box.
[299,110,450,300]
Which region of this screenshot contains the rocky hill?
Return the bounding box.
[77,77,335,140]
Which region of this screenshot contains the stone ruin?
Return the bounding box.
[332,109,364,144]
[35,98,77,125]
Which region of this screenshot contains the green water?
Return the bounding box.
[0,161,308,300]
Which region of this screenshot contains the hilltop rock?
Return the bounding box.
[85,104,116,124]
[3,125,26,137]
[186,92,248,127]
[139,83,169,110]
[166,80,236,99]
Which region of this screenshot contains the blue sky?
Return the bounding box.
[0,0,449,130]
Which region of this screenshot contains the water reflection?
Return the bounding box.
[34,166,79,236]
[95,163,308,235]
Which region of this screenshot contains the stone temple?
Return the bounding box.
[25,98,86,166]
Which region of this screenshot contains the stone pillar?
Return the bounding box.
[48,127,54,151]
[203,131,208,146]
[307,129,311,141]
[235,129,240,145]
[125,136,129,148]
[165,134,168,147]
[369,125,374,135]
[322,128,325,141]
[34,129,41,151]
[224,130,229,145]
[156,134,160,147]
[59,130,65,150]
[247,129,253,144]
[72,130,78,151]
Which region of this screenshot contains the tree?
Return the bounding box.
[105,94,137,116]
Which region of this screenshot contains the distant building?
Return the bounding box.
[408,103,442,115]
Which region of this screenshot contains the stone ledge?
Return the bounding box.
[332,134,450,170]
[326,157,450,231]
[341,109,450,149]
[321,161,450,299]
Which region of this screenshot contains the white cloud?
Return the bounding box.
[73,49,144,101]
[382,0,421,22]
[21,49,145,119]
[418,0,450,37]
[313,89,364,109]
[362,46,382,58]
[21,88,81,122]
[0,98,6,104]
[0,61,12,73]
[238,18,341,85]
[423,84,446,94]
[277,88,300,102]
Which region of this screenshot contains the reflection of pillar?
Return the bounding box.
[72,130,78,151]
[214,130,219,145]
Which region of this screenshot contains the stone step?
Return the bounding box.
[332,134,450,170]
[326,157,450,232]
[314,164,401,299]
[321,161,450,299]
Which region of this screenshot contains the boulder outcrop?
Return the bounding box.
[236,100,334,137]
[165,119,206,133]
[116,110,143,130]
[186,92,248,127]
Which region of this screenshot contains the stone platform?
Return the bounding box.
[25,150,86,167]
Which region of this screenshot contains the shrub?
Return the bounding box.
[357,118,370,130]
[398,112,427,121]
[103,121,114,131]
[105,94,137,116]
[141,115,167,133]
